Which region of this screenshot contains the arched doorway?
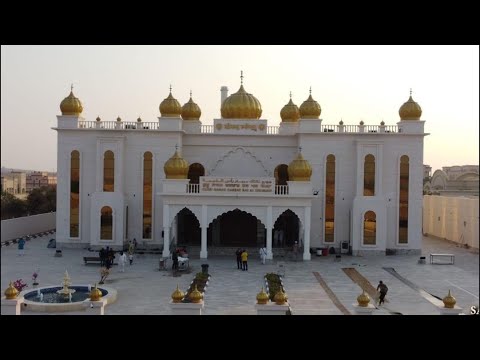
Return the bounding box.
[273,210,300,248]
[188,163,205,184]
[176,208,201,246]
[208,209,265,247]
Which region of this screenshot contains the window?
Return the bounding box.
[70,150,80,238]
[363,211,376,245]
[324,154,335,243]
[100,206,113,240]
[363,154,375,196]
[399,155,409,244]
[103,150,114,192]
[143,152,152,239]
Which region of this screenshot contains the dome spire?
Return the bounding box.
[290,91,292,99]
[410,88,412,97]
[309,86,312,95]
[240,70,244,85]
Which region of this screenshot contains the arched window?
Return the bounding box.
[70,150,80,238]
[103,150,114,192]
[324,154,335,243]
[363,154,375,196]
[100,206,113,240]
[143,152,153,239]
[274,164,289,185]
[363,211,376,245]
[399,155,409,244]
[188,163,205,184]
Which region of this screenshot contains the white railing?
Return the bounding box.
[78,121,159,130]
[267,126,279,135]
[186,183,200,193]
[321,124,398,133]
[275,185,289,195]
[200,125,215,133]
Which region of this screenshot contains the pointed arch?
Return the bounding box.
[273,209,300,248]
[210,146,270,177]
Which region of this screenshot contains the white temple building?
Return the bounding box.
[54,75,427,259]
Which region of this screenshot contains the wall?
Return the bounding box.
[1,212,56,241]
[423,195,479,250]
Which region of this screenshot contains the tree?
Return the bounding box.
[26,186,56,215]
[1,191,27,219]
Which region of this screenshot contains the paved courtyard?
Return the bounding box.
[1,235,478,315]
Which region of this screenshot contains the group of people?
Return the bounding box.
[99,247,116,269]
[235,248,249,271]
[172,247,189,271]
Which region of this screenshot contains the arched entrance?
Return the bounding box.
[273,209,300,248]
[176,208,201,246]
[208,209,265,247]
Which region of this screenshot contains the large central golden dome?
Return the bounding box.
[221,73,262,119]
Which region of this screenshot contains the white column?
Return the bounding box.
[200,205,208,258]
[303,206,311,260]
[162,204,170,258]
[266,206,273,259]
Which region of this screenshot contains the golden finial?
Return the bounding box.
[357,289,370,307]
[190,90,192,98]
[4,282,19,300]
[71,83,74,92]
[442,289,456,308]
[137,116,142,122]
[289,91,292,99]
[298,146,302,153]
[410,88,412,97]
[309,86,312,95]
[169,84,172,93]
[189,284,203,303]
[175,143,178,151]
[240,70,244,85]
[89,283,103,301]
[171,284,185,303]
[96,116,101,121]
[256,287,269,304]
[274,289,288,305]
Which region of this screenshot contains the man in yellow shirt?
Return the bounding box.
[241,249,248,271]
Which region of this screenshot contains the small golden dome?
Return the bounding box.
[116,116,122,122]
[299,89,321,119]
[96,116,101,122]
[182,92,202,121]
[256,287,269,305]
[288,152,312,181]
[380,120,385,126]
[274,289,288,305]
[442,290,456,309]
[171,285,185,303]
[4,282,19,300]
[357,290,370,307]
[280,94,300,123]
[60,87,83,115]
[137,117,142,122]
[359,120,364,125]
[339,119,344,125]
[164,148,189,179]
[89,283,103,302]
[399,91,422,120]
[160,87,182,117]
[221,72,262,119]
[189,284,203,303]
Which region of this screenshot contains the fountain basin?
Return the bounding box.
[21,285,117,313]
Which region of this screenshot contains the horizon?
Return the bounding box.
[1,45,478,172]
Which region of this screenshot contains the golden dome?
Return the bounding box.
[96,116,101,122]
[137,117,142,122]
[399,90,422,120]
[256,287,269,305]
[181,92,202,121]
[89,283,103,302]
[288,152,312,181]
[274,289,288,305]
[189,284,203,303]
[60,87,83,115]
[164,148,189,179]
[442,289,456,309]
[159,87,182,117]
[171,285,185,303]
[299,89,321,119]
[4,282,19,300]
[221,72,262,119]
[116,116,122,122]
[357,290,370,307]
[280,94,300,123]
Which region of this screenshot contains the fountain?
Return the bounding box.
[20,271,117,313]
[56,270,76,301]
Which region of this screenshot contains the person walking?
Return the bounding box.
[241,249,248,271]
[259,246,267,265]
[17,238,26,256]
[376,281,389,305]
[235,248,243,270]
[118,251,127,272]
[172,251,179,271]
[128,252,134,265]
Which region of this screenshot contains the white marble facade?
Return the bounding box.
[54,83,427,259]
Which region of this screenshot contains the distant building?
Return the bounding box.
[1,171,26,196]
[424,165,479,197]
[26,171,56,193]
[423,165,432,180]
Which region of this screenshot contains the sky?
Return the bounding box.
[1,45,478,173]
